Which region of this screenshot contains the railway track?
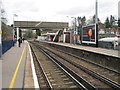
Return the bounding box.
[31,45,51,89]
[31,41,120,89]
[30,42,97,89]
[43,45,120,86]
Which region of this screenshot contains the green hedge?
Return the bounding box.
[98,34,116,39]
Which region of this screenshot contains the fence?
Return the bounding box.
[2,22,14,54]
[2,40,14,54]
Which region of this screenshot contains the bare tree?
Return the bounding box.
[77,16,86,26]
[87,15,100,25]
[1,3,8,24]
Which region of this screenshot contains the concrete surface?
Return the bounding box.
[24,43,34,88]
[2,41,34,89]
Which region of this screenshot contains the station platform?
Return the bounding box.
[1,41,38,89]
[47,41,119,58]
[36,41,120,71]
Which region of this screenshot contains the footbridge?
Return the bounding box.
[14,21,68,30]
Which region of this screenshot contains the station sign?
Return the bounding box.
[82,24,98,44]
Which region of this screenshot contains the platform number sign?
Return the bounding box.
[82,24,98,44]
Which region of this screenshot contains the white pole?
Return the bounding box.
[17,28,19,47]
[95,0,98,24]
[63,28,66,43]
[0,0,2,58]
[74,18,76,44]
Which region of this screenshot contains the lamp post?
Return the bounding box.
[71,17,77,44]
[66,16,77,44]
[66,16,70,27]
[13,14,18,46]
[13,14,18,28]
[71,17,77,32]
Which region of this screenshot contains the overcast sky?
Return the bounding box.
[1,0,120,25]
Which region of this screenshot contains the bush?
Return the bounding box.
[98,34,116,39]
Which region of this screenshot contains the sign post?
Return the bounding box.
[81,0,98,47]
[95,0,98,47]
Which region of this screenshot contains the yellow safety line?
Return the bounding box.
[9,46,26,89]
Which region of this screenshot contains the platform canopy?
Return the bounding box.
[14,21,68,30]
